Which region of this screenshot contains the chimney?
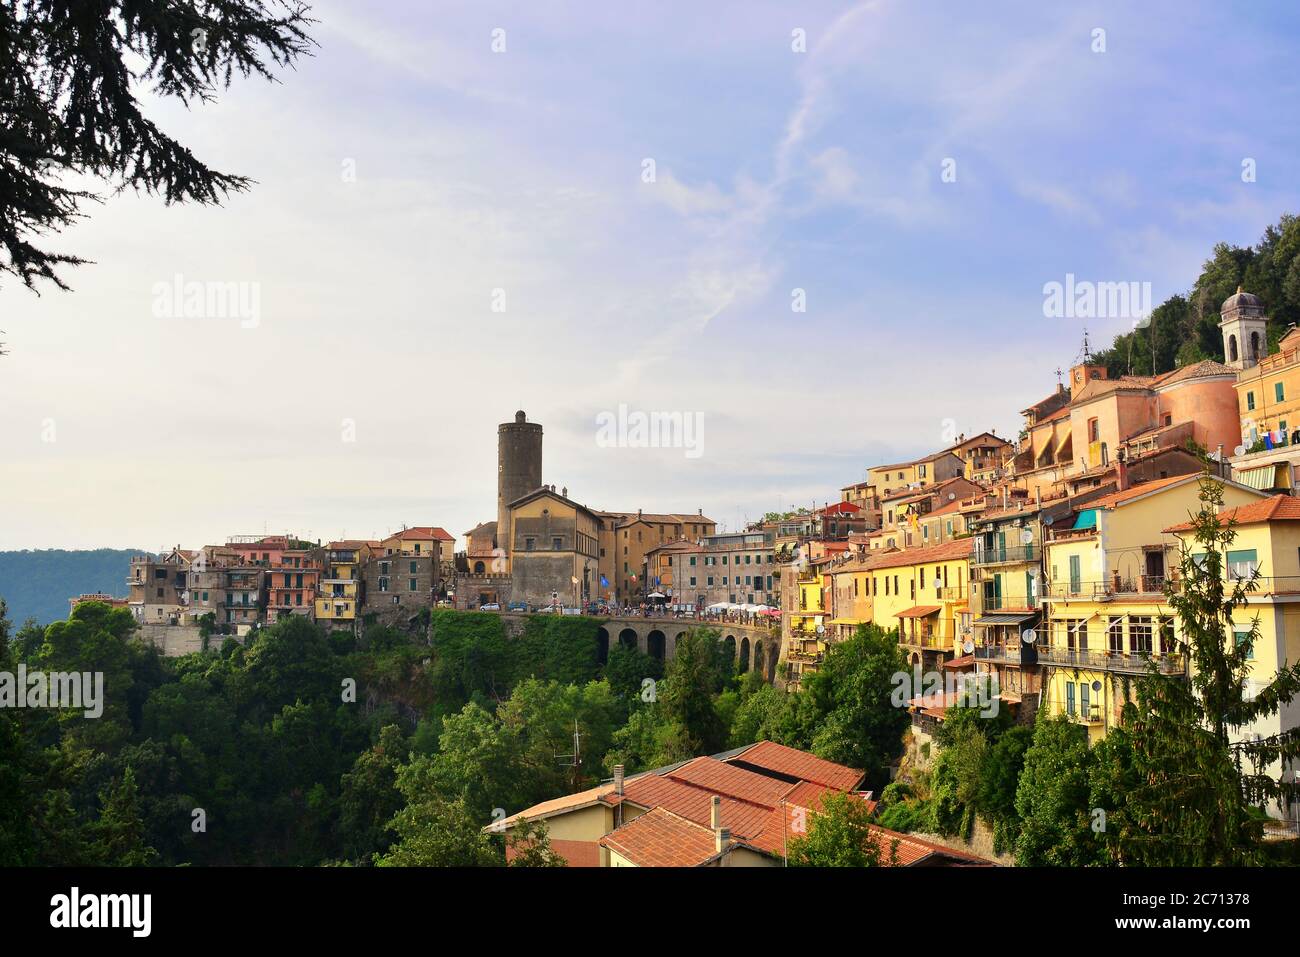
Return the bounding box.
[1116,457,1129,492]
[613,764,625,796]
[710,795,721,829]
[715,826,730,856]
[637,508,643,520]
[561,486,568,498]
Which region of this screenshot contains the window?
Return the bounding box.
[1159,616,1175,655]
[1080,681,1091,718]
[1108,616,1124,653]
[1065,682,1076,716]
[409,578,417,592]
[1247,391,1255,411]
[1130,616,1153,655]
[380,561,390,575]
[378,577,390,592]
[1277,382,1286,403]
[409,561,417,574]
[689,556,696,566]
[1088,418,1099,442]
[552,537,563,550]
[689,577,696,586]
[1227,549,1259,580]
[1234,629,1255,660]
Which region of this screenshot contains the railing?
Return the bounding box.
[973,544,1037,565]
[935,586,966,601]
[976,593,1039,611]
[1036,645,1184,675]
[974,642,1035,664]
[1046,577,1177,599]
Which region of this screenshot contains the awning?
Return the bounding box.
[1072,509,1098,530]
[974,612,1039,626]
[827,617,865,625]
[1237,463,1287,491]
[943,655,975,669]
[896,605,942,619]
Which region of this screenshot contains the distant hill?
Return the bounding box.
[0,549,145,627]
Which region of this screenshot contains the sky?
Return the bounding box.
[3,0,1300,552]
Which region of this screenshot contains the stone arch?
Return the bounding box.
[473,560,485,574]
[1250,330,1261,360]
[618,627,638,649]
[753,639,765,677]
[739,636,751,672]
[647,629,665,661]
[670,631,687,660]
[724,634,736,662]
[596,627,610,665]
[766,643,777,682]
[1229,334,1238,362]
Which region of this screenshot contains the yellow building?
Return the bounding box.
[1166,493,1300,818]
[1040,474,1267,742]
[868,451,965,503]
[507,486,602,607]
[314,540,367,623]
[865,537,973,668]
[786,561,830,688]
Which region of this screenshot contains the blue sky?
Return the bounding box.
[3,0,1300,549]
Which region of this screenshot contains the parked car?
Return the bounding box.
[507,601,529,612]
[479,602,501,611]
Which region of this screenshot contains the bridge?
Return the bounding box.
[499,613,780,681]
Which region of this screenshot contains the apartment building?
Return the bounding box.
[315,540,367,625]
[127,547,194,624]
[594,508,715,603]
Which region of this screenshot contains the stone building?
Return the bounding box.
[506,486,601,608]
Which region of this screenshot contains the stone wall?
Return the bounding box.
[136,623,206,656]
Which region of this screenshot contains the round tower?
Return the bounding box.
[497,410,543,556]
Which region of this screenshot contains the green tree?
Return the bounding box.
[88,767,160,866]
[1,0,315,291]
[658,629,729,756]
[1014,717,1105,866]
[505,818,567,867]
[787,791,895,867]
[375,796,499,867]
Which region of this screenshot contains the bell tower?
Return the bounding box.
[1220,286,1268,370]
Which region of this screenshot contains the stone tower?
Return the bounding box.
[497,410,543,557]
[1220,286,1268,371]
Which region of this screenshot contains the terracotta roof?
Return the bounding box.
[326,540,369,550]
[870,827,994,866]
[495,782,614,829]
[665,756,795,809]
[1164,493,1300,533]
[388,526,454,541]
[619,774,771,840]
[1083,473,1202,510]
[896,605,942,619]
[863,537,974,571]
[1071,374,1157,405]
[731,740,865,791]
[599,807,720,867]
[1152,359,1236,388]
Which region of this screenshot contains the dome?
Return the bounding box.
[1221,286,1263,315]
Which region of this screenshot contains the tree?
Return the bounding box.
[658,629,729,756]
[1013,717,1105,866]
[88,767,160,866]
[1,0,315,291]
[796,624,908,791]
[505,818,566,867]
[337,725,407,864]
[787,791,895,867]
[375,796,499,868]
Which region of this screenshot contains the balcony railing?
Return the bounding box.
[973,544,1037,566]
[1047,576,1174,599]
[976,593,1039,611]
[973,642,1036,665]
[1036,645,1184,675]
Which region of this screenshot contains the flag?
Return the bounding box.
[600,575,609,587]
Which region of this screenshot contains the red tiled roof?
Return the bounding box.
[1164,493,1300,533]
[1084,473,1202,510]
[391,526,454,541]
[871,827,994,866]
[619,775,771,840]
[731,740,865,791]
[864,537,973,571]
[665,756,795,809]
[599,807,720,867]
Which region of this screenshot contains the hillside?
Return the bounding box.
[0,548,142,626]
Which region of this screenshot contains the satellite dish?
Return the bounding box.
[1091,680,1102,692]
[1020,528,1034,545]
[815,625,825,636]
[1021,628,1037,645]
[948,492,956,501]
[1044,515,1054,525]
[1233,445,1246,457]
[962,639,974,654]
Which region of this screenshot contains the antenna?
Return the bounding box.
[555,719,583,792]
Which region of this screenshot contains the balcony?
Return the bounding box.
[973,642,1037,666]
[976,593,1039,612]
[1036,645,1184,676]
[973,544,1037,566]
[1047,575,1175,600]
